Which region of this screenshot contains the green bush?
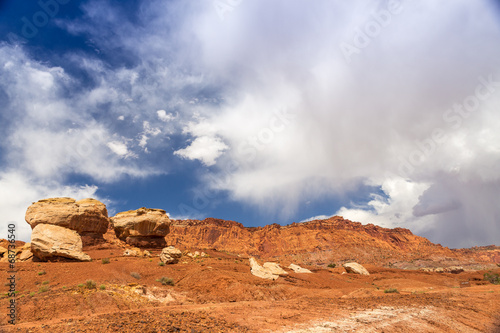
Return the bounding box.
[42,281,49,285]
[384,288,399,294]
[156,277,174,286]
[101,258,110,264]
[77,284,84,288]
[158,261,165,266]
[483,272,500,285]
[327,263,336,268]
[38,286,48,293]
[37,271,46,276]
[85,280,97,289]
[99,285,106,290]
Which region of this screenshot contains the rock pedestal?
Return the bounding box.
[111,208,170,248]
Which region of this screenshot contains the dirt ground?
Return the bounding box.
[1,248,499,333]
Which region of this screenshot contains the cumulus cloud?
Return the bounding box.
[174,136,228,166]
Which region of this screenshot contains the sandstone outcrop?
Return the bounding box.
[31,224,91,261]
[160,246,182,264]
[111,208,170,247]
[249,257,279,280]
[25,198,109,236]
[288,263,312,273]
[343,262,370,275]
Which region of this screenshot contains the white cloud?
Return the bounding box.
[157,110,175,122]
[106,141,130,157]
[174,136,228,166]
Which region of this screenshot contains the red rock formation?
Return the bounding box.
[165,216,469,265]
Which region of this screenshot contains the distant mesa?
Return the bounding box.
[110,207,171,248]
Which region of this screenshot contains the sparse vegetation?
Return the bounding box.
[483,272,500,285]
[99,285,106,290]
[131,272,141,279]
[156,277,174,286]
[158,261,165,266]
[327,263,336,268]
[77,284,84,288]
[38,286,48,293]
[85,280,97,289]
[102,258,110,264]
[37,270,46,276]
[42,281,49,285]
[29,292,35,297]
[384,288,399,294]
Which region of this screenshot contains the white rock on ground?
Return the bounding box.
[249,257,279,280]
[288,263,312,273]
[263,262,288,275]
[160,246,182,264]
[343,262,370,275]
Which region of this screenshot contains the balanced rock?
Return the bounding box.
[160,246,182,264]
[31,224,91,261]
[343,262,370,275]
[25,198,109,236]
[288,263,312,273]
[249,257,279,280]
[111,208,170,247]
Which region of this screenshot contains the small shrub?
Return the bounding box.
[29,292,35,297]
[85,280,96,289]
[37,271,46,276]
[130,272,141,279]
[99,285,106,290]
[149,259,153,262]
[158,261,165,266]
[156,277,174,286]
[327,263,336,268]
[38,286,48,293]
[42,281,49,285]
[384,288,399,294]
[484,272,500,285]
[102,258,110,264]
[62,286,66,289]
[77,284,84,288]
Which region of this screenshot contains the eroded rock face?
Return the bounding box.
[343,262,370,275]
[111,208,170,247]
[31,224,91,261]
[160,246,182,264]
[25,198,109,235]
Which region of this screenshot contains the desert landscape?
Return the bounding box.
[1,198,499,332]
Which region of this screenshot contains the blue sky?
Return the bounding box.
[1,0,499,248]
